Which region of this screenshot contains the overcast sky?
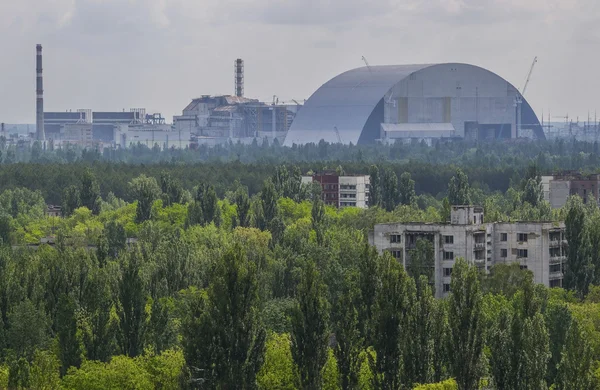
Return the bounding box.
[1,0,599,124]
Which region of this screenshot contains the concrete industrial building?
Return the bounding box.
[173,58,300,145]
[284,63,544,146]
[173,95,297,145]
[371,206,566,298]
[42,109,191,149]
[543,172,600,208]
[302,172,370,208]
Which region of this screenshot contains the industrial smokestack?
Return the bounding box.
[234,59,244,97]
[36,44,45,141]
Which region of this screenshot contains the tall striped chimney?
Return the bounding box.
[234,59,244,97]
[36,44,45,141]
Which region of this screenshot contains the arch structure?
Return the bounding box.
[283,63,544,146]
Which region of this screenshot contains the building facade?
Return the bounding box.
[302,172,370,208]
[173,95,296,144]
[371,206,566,298]
[543,172,600,208]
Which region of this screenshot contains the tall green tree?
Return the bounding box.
[370,254,410,390]
[368,165,381,208]
[57,294,83,375]
[544,301,572,386]
[332,274,362,390]
[80,168,101,214]
[431,300,449,382]
[186,200,203,227]
[405,276,435,387]
[81,267,116,362]
[272,165,290,197]
[291,260,330,390]
[8,300,49,360]
[258,179,279,232]
[448,169,471,206]
[381,168,399,212]
[312,197,326,245]
[62,185,81,217]
[117,250,147,358]
[0,214,11,246]
[235,185,251,228]
[522,313,550,390]
[105,221,127,258]
[447,258,484,390]
[182,245,266,388]
[555,318,593,390]
[489,303,512,389]
[564,196,593,297]
[357,245,379,346]
[398,172,416,206]
[257,333,299,390]
[523,178,543,207]
[159,171,183,206]
[129,174,161,223]
[196,184,221,226]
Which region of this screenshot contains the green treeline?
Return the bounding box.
[1,138,600,204]
[0,164,597,389]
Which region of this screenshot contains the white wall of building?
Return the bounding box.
[371,206,566,298]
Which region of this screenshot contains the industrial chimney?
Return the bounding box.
[234,59,244,97]
[36,44,45,141]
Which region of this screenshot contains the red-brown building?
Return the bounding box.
[302,171,370,208]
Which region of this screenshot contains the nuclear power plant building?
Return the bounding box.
[284,63,545,146]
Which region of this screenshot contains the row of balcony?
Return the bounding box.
[549,240,568,248]
[550,255,567,264]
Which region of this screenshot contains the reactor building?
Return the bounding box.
[284,63,545,146]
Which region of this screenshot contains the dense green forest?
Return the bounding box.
[0,140,599,388]
[2,137,600,204]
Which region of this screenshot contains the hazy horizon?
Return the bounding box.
[2,0,599,124]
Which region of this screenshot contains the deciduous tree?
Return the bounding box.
[447,258,484,390]
[399,172,416,206]
[291,259,330,390]
[448,169,471,206]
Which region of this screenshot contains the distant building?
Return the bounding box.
[543,172,600,208]
[302,171,370,208]
[173,95,298,145]
[42,109,191,149]
[380,123,458,145]
[46,205,62,218]
[371,206,566,298]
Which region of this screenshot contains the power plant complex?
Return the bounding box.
[1,45,552,149]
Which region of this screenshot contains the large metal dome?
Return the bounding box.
[284,63,544,145]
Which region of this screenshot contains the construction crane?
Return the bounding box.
[520,56,538,97]
[334,126,342,143]
[515,56,538,138]
[361,56,372,73]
